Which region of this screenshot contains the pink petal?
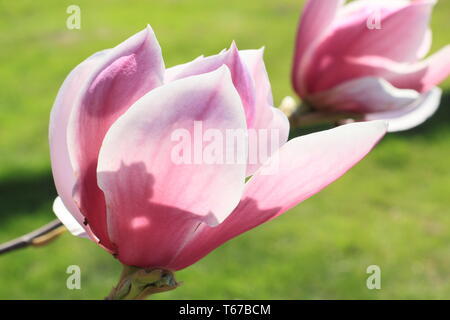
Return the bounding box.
[239,49,290,175]
[238,49,273,107]
[307,76,420,113]
[164,54,205,80]
[53,197,88,238]
[49,50,110,240]
[305,1,435,94]
[417,29,433,60]
[166,46,285,176]
[66,26,165,249]
[97,67,248,267]
[326,46,450,94]
[338,0,433,62]
[292,0,344,96]
[165,42,256,128]
[365,87,442,132]
[169,121,387,270]
[244,107,290,176]
[388,46,450,93]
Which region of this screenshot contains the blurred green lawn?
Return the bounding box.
[0,0,449,299]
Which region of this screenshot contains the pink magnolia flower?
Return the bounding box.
[50,26,386,270]
[292,0,450,132]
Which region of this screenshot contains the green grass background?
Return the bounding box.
[0,0,449,299]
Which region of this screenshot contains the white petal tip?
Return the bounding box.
[366,87,442,132]
[52,197,88,238]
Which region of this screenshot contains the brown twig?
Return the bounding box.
[0,219,66,255]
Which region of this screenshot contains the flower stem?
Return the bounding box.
[106,264,179,300]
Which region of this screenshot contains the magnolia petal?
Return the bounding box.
[53,197,89,238]
[292,0,344,96]
[337,0,433,62]
[246,107,290,176]
[239,49,290,175]
[365,87,442,132]
[305,1,435,93]
[49,50,109,238]
[339,0,410,17]
[238,48,273,107]
[66,26,165,249]
[97,67,248,267]
[417,29,433,60]
[307,76,420,113]
[389,45,450,93]
[333,45,450,94]
[164,54,205,80]
[169,121,387,270]
[165,43,256,127]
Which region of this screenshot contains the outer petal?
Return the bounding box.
[169,121,387,270]
[305,0,435,93]
[239,49,290,175]
[97,67,248,267]
[165,42,256,128]
[164,54,204,80]
[385,46,450,93]
[365,87,442,132]
[307,76,420,113]
[337,0,433,62]
[292,0,344,96]
[66,26,164,249]
[53,197,88,238]
[49,50,109,238]
[238,49,273,107]
[417,29,433,60]
[166,47,287,176]
[313,45,450,94]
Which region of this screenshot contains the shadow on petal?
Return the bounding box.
[98,161,220,269]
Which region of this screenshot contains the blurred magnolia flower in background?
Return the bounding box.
[50,25,386,273]
[292,0,450,132]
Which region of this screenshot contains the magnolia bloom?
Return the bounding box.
[50,26,386,270]
[292,0,450,132]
